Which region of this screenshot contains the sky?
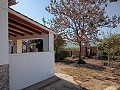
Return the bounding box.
[11,0,120,36]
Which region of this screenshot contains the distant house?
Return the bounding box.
[0,0,55,90]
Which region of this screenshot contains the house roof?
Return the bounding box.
[8,8,55,37]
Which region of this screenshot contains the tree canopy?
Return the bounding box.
[46,0,119,42]
[46,0,120,62]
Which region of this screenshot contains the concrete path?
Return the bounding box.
[39,73,81,90]
[22,73,83,90]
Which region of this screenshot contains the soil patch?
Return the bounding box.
[55,59,120,90]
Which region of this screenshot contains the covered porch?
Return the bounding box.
[0,0,55,89]
[8,8,54,53]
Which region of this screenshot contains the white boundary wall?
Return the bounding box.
[9,52,54,90]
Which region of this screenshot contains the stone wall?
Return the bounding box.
[0,64,9,90]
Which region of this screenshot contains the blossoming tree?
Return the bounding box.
[46,0,120,64]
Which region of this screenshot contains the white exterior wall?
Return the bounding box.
[9,52,55,90]
[49,32,54,51]
[0,0,9,65]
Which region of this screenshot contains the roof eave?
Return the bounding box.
[8,8,56,34]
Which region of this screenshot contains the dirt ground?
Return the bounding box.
[55,59,120,90]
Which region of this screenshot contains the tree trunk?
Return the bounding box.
[79,41,82,60]
[112,47,115,60]
[78,41,86,64]
[108,51,110,66]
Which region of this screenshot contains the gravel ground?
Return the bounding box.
[55,59,120,90]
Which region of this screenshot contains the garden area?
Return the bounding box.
[55,58,120,90]
[54,33,120,90]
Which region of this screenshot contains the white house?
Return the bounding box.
[0,0,55,90]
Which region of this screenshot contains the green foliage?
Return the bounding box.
[55,50,69,60]
[98,33,120,60]
[8,0,18,6]
[98,34,119,51]
[54,34,66,52]
[100,38,113,53]
[31,39,43,44]
[65,46,80,51]
[54,34,68,60]
[111,56,120,60]
[109,0,118,2]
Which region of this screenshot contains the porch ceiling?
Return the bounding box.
[8,10,49,37]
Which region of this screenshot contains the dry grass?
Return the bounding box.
[55,59,120,90]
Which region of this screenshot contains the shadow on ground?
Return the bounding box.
[74,63,106,71]
[71,64,106,71]
[56,60,106,71]
[22,74,86,90]
[39,76,86,90]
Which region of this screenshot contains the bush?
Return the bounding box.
[55,50,69,60]
[103,52,108,55]
[98,55,108,60]
[98,55,120,60]
[110,56,120,60]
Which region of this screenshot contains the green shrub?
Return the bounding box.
[98,55,108,60]
[55,50,69,60]
[98,55,120,60]
[110,56,120,60]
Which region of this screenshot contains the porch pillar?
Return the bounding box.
[0,0,9,89]
[17,40,22,53]
[42,34,49,52]
[49,32,54,52]
[13,39,17,53]
[12,39,22,53]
